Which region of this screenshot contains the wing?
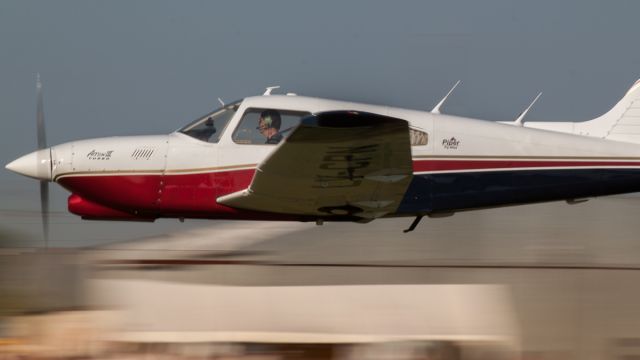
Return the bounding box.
[217,111,413,220]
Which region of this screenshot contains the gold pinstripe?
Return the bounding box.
[53,155,640,182]
[53,163,258,182]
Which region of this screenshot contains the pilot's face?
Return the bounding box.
[258,116,270,137]
[257,117,269,135]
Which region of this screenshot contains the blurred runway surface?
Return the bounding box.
[4,196,640,359]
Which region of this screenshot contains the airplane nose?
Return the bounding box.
[5,148,52,180]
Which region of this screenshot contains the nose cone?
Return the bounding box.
[6,148,52,180]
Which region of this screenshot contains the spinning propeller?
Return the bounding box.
[36,74,50,248]
[5,74,52,248]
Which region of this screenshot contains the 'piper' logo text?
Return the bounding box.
[87,150,114,160]
[441,137,460,149]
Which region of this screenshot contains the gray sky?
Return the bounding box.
[2,0,640,247]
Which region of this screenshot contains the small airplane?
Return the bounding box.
[7,77,640,244]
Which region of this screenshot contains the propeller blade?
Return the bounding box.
[40,180,49,248]
[36,73,46,150]
[36,73,49,248]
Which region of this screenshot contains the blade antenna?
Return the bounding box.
[263,86,280,96]
[514,92,542,126]
[403,215,424,233]
[36,73,49,249]
[431,80,461,114]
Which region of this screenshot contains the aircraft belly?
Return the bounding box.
[58,174,164,214]
[159,168,255,213]
[397,168,640,214]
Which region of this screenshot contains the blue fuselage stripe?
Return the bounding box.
[397,168,640,214]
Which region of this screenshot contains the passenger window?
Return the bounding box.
[410,128,428,146]
[233,108,310,145]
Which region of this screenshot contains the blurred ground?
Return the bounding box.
[3,196,640,359]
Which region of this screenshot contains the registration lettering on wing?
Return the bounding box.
[314,144,378,188]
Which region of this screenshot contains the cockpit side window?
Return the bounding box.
[179,101,241,143]
[232,108,310,145]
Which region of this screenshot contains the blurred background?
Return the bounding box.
[3,0,640,359]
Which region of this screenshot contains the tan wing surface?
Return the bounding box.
[217,111,413,220]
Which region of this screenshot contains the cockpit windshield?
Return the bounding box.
[179,100,242,143]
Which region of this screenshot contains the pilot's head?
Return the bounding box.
[258,110,281,132]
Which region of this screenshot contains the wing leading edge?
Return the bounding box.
[217,111,413,220]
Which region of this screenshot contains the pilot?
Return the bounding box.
[257,109,283,144]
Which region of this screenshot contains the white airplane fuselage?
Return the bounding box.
[8,93,640,223]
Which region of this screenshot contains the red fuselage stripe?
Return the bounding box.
[57,158,640,219]
[411,159,640,172]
